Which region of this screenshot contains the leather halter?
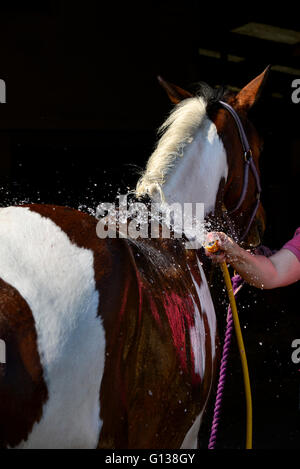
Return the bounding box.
[218,100,262,242]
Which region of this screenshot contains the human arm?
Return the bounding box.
[205,232,300,289]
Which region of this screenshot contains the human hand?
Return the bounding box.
[204,231,238,263]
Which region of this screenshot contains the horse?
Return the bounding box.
[0,68,268,449]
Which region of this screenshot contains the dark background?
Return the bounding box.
[0,1,298,449]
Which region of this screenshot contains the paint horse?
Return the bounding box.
[0,69,268,449]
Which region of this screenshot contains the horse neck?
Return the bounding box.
[161,116,228,217]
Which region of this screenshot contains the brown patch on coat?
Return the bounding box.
[207,100,264,241]
[26,204,216,448]
[0,278,48,448]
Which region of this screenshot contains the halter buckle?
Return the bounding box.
[244,149,252,162]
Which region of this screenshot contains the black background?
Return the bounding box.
[0,1,299,449]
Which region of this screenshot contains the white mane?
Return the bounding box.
[135,96,207,199]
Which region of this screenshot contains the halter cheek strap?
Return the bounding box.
[218,100,262,242]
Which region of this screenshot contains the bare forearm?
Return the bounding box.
[226,246,278,289]
[205,232,300,289]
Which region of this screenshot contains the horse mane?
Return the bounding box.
[135,83,227,200]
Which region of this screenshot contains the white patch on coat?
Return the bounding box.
[136,96,228,217]
[193,257,217,358]
[162,117,228,215]
[180,410,204,449]
[0,206,105,448]
[189,295,206,379]
[182,255,217,448]
[188,254,217,381]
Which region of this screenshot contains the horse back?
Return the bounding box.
[0,204,217,448]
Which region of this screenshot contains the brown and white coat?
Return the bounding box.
[0,68,268,448]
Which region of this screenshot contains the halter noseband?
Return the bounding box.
[218,100,262,242]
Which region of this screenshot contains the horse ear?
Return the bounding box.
[157,76,193,104]
[235,66,271,111]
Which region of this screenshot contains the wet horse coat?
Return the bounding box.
[0,68,268,448]
[0,204,216,448]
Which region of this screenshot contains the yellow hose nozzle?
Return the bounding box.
[205,239,221,254]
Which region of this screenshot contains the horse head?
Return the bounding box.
[138,69,269,248]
